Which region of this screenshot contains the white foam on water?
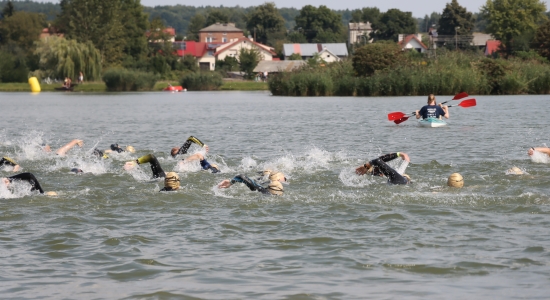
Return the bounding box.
[50,156,109,175]
[125,165,153,181]
[240,156,258,170]
[394,160,409,175]
[0,180,35,199]
[174,160,202,172]
[530,150,549,164]
[339,167,374,187]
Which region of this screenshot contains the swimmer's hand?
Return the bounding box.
[400,152,411,162]
[124,161,137,170]
[2,178,10,186]
[528,147,534,156]
[74,139,83,147]
[204,145,209,153]
[355,165,368,176]
[217,179,232,188]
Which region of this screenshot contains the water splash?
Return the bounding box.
[530,150,549,164]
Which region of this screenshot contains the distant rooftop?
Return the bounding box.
[199,23,243,32]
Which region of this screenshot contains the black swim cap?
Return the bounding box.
[71,168,83,173]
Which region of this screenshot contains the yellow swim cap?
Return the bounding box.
[268,181,284,195]
[164,172,180,190]
[507,166,523,175]
[269,172,286,182]
[45,191,58,196]
[126,146,136,153]
[447,173,464,188]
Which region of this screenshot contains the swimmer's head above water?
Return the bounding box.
[162,172,180,191]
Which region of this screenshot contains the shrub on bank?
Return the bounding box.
[269,51,550,96]
[102,68,158,91]
[180,72,223,91]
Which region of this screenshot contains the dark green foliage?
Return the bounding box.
[215,56,238,72]
[352,42,402,76]
[206,9,229,26]
[438,0,475,35]
[239,47,261,79]
[418,12,441,33]
[350,7,380,24]
[0,11,45,52]
[0,0,59,20]
[186,14,205,42]
[180,72,223,91]
[180,54,199,72]
[371,9,417,41]
[57,0,148,67]
[288,53,302,60]
[102,68,158,91]
[1,0,14,18]
[0,49,29,82]
[534,20,550,60]
[295,5,345,43]
[246,3,286,45]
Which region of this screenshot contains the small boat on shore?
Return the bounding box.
[163,85,185,92]
[418,117,447,127]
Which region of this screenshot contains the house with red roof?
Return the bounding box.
[199,23,244,43]
[214,37,277,62]
[398,34,428,53]
[146,27,176,43]
[485,40,501,56]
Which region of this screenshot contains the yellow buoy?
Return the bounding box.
[28,77,41,93]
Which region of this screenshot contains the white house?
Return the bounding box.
[215,37,277,62]
[398,34,428,53]
[348,22,372,44]
[282,43,348,60]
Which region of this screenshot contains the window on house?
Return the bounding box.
[206,37,213,42]
[222,37,227,43]
[327,55,330,58]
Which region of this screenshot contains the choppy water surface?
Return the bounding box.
[1,92,549,299]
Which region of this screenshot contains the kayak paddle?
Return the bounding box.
[440,92,469,105]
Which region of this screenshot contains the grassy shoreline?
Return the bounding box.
[0,80,268,92]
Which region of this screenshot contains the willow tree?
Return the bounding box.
[34,36,101,81]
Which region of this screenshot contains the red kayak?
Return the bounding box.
[163,85,185,92]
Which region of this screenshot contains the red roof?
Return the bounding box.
[214,37,277,56]
[485,40,501,55]
[175,41,207,57]
[398,34,428,50]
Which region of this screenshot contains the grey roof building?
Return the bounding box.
[283,43,348,59]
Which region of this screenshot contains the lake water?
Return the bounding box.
[0,91,549,299]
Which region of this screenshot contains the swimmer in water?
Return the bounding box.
[0,156,21,172]
[355,152,411,185]
[218,170,286,195]
[105,144,136,154]
[171,136,219,173]
[124,154,166,178]
[528,147,550,157]
[1,172,56,195]
[160,172,180,191]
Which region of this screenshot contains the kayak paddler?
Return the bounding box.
[416,94,449,120]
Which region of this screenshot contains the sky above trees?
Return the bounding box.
[43,0,485,18]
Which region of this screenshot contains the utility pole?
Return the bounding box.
[455,26,460,50]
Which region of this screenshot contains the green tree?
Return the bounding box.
[180,54,199,72]
[246,2,286,45]
[438,0,474,36]
[56,0,148,67]
[288,53,302,60]
[0,49,28,82]
[533,20,550,59]
[481,0,547,55]
[34,36,102,81]
[371,9,417,41]
[0,11,45,51]
[1,0,14,19]
[352,42,402,76]
[186,14,205,41]
[350,7,381,25]
[215,56,238,72]
[238,47,261,79]
[419,12,441,32]
[295,5,344,43]
[206,9,229,26]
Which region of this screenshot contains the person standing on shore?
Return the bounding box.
[78,71,83,84]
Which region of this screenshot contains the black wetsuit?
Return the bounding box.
[136,154,165,178]
[230,174,270,194]
[1,157,17,168]
[174,136,204,157]
[7,173,44,193]
[368,153,408,185]
[111,144,124,153]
